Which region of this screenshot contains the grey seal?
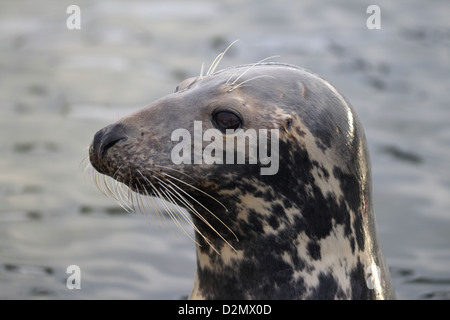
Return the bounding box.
[88,58,394,299]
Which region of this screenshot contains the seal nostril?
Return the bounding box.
[92,124,128,159]
[100,135,127,157]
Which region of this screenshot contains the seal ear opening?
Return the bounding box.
[282,115,293,133]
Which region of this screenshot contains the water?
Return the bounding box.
[1,0,449,299]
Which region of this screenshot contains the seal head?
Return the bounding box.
[89,62,394,299]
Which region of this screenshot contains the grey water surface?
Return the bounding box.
[1,0,449,299]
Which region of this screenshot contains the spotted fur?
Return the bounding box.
[89,63,395,299]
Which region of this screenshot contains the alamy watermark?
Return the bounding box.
[171,121,279,175]
[66,5,81,30]
[366,5,381,30]
[66,264,81,289]
[66,4,380,31]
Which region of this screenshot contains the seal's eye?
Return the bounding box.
[213,111,242,132]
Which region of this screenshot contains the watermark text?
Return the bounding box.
[66,5,81,30]
[171,121,279,175]
[366,5,381,30]
[66,264,81,289]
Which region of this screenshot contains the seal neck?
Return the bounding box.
[188,193,392,299]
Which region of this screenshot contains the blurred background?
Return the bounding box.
[0,0,449,299]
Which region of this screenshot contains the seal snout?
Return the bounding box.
[91,123,127,163]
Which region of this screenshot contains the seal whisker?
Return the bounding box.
[133,186,146,214]
[158,176,238,250]
[93,171,132,214]
[93,171,108,198]
[226,55,280,85]
[140,185,162,225]
[113,178,132,210]
[136,169,173,226]
[115,180,134,213]
[152,174,216,250]
[158,174,231,226]
[134,181,148,214]
[135,173,152,215]
[153,164,196,183]
[108,166,134,213]
[158,186,191,225]
[103,175,119,203]
[158,172,238,245]
[156,177,206,230]
[86,165,97,186]
[199,62,205,78]
[82,160,94,184]
[160,172,229,212]
[151,186,186,236]
[162,188,199,238]
[111,178,125,204]
[127,180,136,210]
[92,170,101,194]
[157,184,201,245]
[127,185,137,211]
[157,179,219,253]
[135,169,156,214]
[206,39,239,76]
[227,75,275,92]
[80,155,91,177]
[102,175,117,204]
[80,154,88,167]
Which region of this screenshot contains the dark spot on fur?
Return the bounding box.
[295,127,306,137]
[333,166,365,251]
[309,273,341,299]
[271,203,284,217]
[307,241,321,260]
[268,215,280,230]
[282,198,293,209]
